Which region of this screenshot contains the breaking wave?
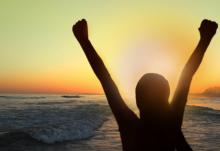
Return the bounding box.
[0,96,46,99]
[0,103,111,144]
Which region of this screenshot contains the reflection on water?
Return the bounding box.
[0,94,219,151]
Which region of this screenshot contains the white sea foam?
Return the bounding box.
[0,102,111,143]
[1,94,220,150]
[28,104,110,143]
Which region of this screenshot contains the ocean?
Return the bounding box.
[0,94,219,151]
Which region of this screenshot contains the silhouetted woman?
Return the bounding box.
[72,19,218,151]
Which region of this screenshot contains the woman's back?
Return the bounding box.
[73,19,218,151]
[117,108,182,151]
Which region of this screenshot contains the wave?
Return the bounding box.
[185,105,220,120]
[0,131,40,147]
[0,99,218,145]
[186,105,220,112]
[0,104,111,144]
[25,100,76,105]
[0,96,46,99]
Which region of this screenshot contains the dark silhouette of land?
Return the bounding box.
[73,19,218,151]
[202,87,220,97]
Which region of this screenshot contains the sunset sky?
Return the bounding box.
[0,0,220,99]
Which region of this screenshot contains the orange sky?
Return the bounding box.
[0,1,220,98]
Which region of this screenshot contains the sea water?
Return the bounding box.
[0,94,219,151]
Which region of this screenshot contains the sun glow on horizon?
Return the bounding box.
[0,1,220,98]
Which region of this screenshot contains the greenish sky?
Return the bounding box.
[0,0,220,97]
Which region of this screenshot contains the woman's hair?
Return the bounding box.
[135,73,170,115]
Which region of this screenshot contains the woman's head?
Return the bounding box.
[135,73,170,118]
